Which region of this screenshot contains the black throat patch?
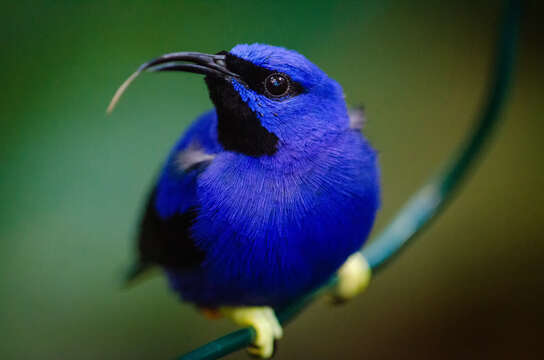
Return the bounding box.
[205,76,278,157]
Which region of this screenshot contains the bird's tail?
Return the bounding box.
[122,261,155,288]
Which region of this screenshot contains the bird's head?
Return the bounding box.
[108,43,350,157]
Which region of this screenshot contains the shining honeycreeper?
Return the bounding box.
[109,43,380,358]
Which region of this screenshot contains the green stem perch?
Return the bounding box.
[177,1,520,359]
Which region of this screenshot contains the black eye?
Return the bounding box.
[264,73,290,98]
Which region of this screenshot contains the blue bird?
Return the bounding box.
[109,43,380,358]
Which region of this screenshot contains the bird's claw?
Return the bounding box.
[221,306,283,358]
[329,252,371,304]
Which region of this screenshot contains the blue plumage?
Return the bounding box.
[131,44,380,308]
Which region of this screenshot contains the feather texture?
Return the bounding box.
[133,44,380,308]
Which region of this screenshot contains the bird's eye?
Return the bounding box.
[264,73,290,98]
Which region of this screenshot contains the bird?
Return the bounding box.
[108,43,380,358]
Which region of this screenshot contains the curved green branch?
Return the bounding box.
[177,1,520,359]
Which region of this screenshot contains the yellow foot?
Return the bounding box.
[220,306,283,358]
[330,252,371,304]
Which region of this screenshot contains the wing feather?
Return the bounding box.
[126,111,219,284]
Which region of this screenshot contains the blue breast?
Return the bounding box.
[161,111,380,307]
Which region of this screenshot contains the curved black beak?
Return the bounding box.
[139,52,238,77]
[107,51,238,114]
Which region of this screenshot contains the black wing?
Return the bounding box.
[137,189,205,268]
[125,143,213,285]
[124,190,206,285]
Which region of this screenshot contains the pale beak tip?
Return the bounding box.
[106,70,142,115]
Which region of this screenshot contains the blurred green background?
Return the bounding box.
[1,0,542,359]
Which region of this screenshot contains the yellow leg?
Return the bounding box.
[331,252,372,303]
[220,306,283,358]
